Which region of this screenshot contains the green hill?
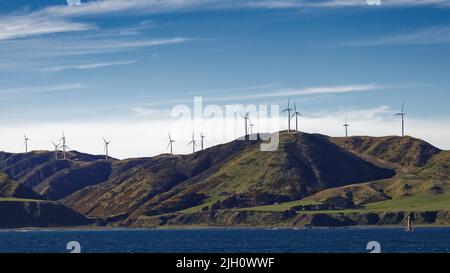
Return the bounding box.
[244,137,449,215]
[61,132,394,223]
[1,132,448,228]
[0,172,42,199]
[330,135,441,169]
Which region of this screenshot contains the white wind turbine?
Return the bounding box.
[51,141,60,160]
[343,117,350,137]
[241,112,250,137]
[103,137,111,160]
[167,134,175,155]
[283,97,293,132]
[249,121,255,135]
[200,132,205,151]
[291,100,302,131]
[60,132,71,159]
[395,102,406,137]
[187,132,197,153]
[24,134,30,153]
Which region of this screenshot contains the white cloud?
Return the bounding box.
[1,0,448,42]
[338,26,450,47]
[131,107,171,117]
[0,83,85,96]
[0,15,95,41]
[0,37,190,70]
[42,60,137,72]
[1,105,448,159]
[207,83,381,101]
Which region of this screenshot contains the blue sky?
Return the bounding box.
[0,0,450,158]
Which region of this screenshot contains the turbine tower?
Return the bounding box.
[283,97,293,132]
[200,133,205,151]
[103,137,111,160]
[249,122,255,135]
[343,117,350,137]
[241,112,250,137]
[60,132,70,159]
[24,134,30,153]
[51,141,60,160]
[291,100,302,131]
[187,132,197,153]
[395,102,406,137]
[167,134,175,155]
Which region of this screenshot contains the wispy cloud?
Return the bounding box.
[0,15,95,41]
[338,25,450,47]
[207,83,381,101]
[0,37,190,70]
[38,0,450,17]
[1,0,448,42]
[0,83,85,96]
[42,60,137,72]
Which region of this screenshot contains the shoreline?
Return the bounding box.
[2,224,450,232]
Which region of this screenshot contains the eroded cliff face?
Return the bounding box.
[128,210,450,228]
[0,200,94,228]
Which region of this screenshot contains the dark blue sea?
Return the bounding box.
[0,228,449,253]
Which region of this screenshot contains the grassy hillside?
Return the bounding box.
[243,150,450,215]
[2,132,448,228]
[165,132,394,215]
[0,172,42,199]
[330,136,441,169]
[62,132,394,222]
[0,151,112,200]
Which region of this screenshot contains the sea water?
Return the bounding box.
[0,227,448,253]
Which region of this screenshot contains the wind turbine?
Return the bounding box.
[103,137,111,160]
[395,102,406,137]
[167,134,175,155]
[343,117,350,137]
[283,97,293,132]
[291,99,302,131]
[24,134,30,153]
[51,141,60,160]
[241,112,250,137]
[60,132,70,159]
[249,121,255,135]
[200,133,205,151]
[187,132,197,153]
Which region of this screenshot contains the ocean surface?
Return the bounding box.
[0,227,449,253]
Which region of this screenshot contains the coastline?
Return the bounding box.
[2,223,450,232]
